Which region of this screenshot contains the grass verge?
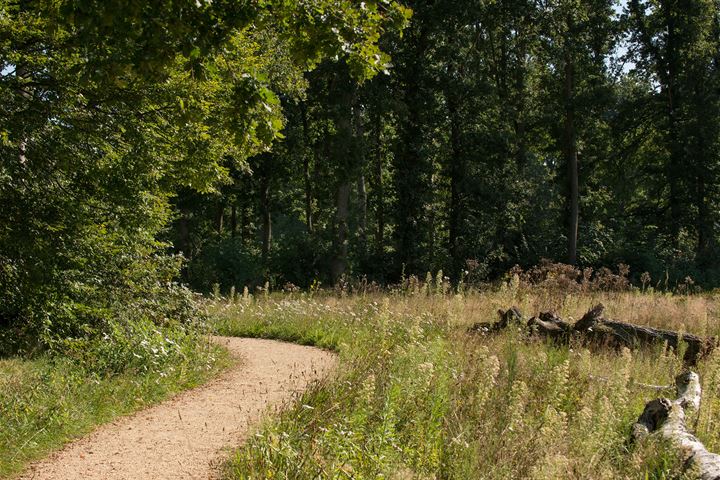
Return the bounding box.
[0,334,230,478]
[211,291,720,479]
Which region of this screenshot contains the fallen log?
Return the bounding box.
[467,306,524,334]
[468,306,720,476]
[469,304,716,364]
[527,311,573,342]
[573,305,713,365]
[633,371,720,480]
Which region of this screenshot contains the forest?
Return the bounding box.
[4,1,720,479]
[173,0,720,293]
[4,0,720,344]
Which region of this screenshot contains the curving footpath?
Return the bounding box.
[19,337,337,480]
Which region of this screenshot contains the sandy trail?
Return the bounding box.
[19,337,337,480]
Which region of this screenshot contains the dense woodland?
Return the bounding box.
[2,0,720,350]
[173,0,720,292]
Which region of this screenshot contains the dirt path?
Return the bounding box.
[19,337,337,480]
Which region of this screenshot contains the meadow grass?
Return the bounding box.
[212,288,720,479]
[0,335,229,478]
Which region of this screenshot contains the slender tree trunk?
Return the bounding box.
[446,90,464,277]
[697,174,708,258]
[301,102,314,233]
[241,204,249,246]
[373,110,385,258]
[354,100,368,261]
[664,0,683,249]
[695,124,714,263]
[331,183,351,283]
[260,172,271,264]
[330,82,355,284]
[177,208,191,283]
[563,45,579,265]
[428,171,437,268]
[230,203,237,238]
[16,65,30,166]
[394,26,429,275]
[358,175,367,258]
[513,33,528,169]
[215,201,225,234]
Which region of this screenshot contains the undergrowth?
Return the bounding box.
[212,289,720,479]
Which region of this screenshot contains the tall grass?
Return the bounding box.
[212,289,720,479]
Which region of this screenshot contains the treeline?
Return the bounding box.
[175,0,720,291]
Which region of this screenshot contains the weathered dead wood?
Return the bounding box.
[467,306,524,334]
[573,304,713,365]
[633,372,720,480]
[527,311,573,342]
[469,306,720,476]
[469,304,716,365]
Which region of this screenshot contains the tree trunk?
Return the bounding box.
[331,182,351,283]
[330,77,355,285]
[215,201,225,234]
[513,24,529,169]
[663,0,683,248]
[354,100,367,260]
[374,110,385,258]
[697,172,709,259]
[260,171,271,264]
[16,64,30,166]
[230,203,237,238]
[358,175,367,258]
[393,25,430,275]
[563,44,579,265]
[301,102,314,234]
[470,304,716,365]
[241,204,249,246]
[446,90,464,277]
[633,372,720,480]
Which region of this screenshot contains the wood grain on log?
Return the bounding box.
[527,311,573,341]
[633,372,720,480]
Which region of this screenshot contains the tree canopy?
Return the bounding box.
[0,0,410,349]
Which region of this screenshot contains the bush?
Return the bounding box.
[0,241,205,374]
[507,259,632,292]
[186,224,330,292]
[187,237,264,293]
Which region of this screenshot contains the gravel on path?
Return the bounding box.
[19,337,337,480]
